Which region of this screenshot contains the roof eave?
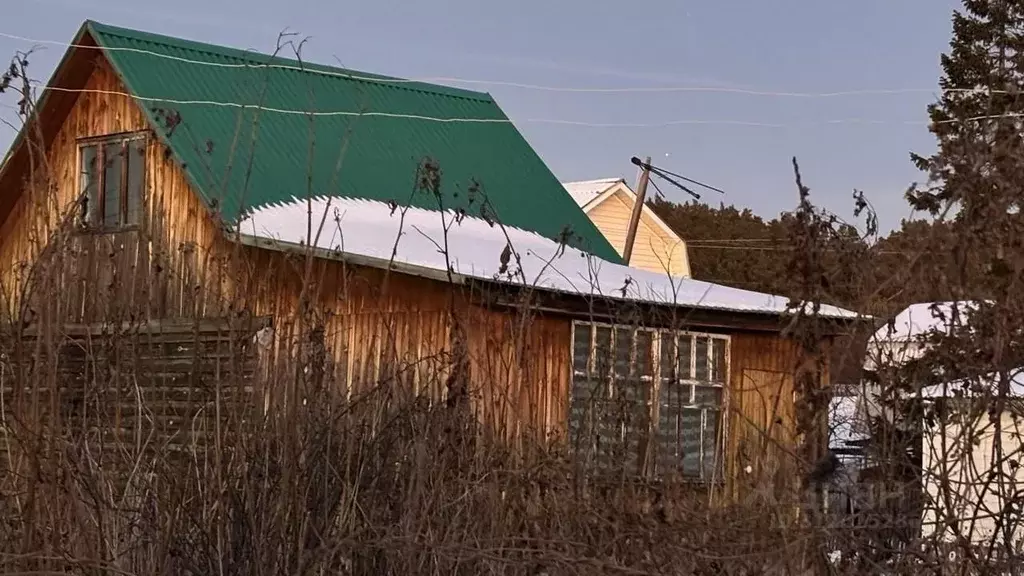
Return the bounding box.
[233,232,468,287]
[579,179,626,212]
[234,228,864,331]
[0,21,98,230]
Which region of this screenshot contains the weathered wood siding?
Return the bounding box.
[0,53,232,322]
[726,332,829,496]
[230,249,569,441]
[464,305,571,443]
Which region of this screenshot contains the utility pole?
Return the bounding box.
[622,156,651,265]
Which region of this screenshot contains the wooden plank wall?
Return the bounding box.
[0,53,233,324]
[726,332,830,497]
[231,249,569,440]
[463,304,571,445]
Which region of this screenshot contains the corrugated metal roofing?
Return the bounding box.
[239,196,861,318]
[80,21,621,263]
[562,178,622,208]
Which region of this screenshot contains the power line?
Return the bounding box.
[8,85,1024,128]
[6,84,1024,128]
[0,29,1014,99]
[684,243,932,255]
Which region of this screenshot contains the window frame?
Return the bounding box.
[77,131,148,232]
[568,320,730,483]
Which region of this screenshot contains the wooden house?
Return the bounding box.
[0,21,862,492]
[563,178,691,277]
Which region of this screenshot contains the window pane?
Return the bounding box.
[694,385,722,407]
[702,409,722,480]
[569,373,606,450]
[572,323,592,377]
[613,327,632,379]
[612,328,647,475]
[711,338,727,383]
[636,331,653,378]
[694,337,709,381]
[594,326,612,380]
[617,379,647,405]
[680,408,702,476]
[569,323,594,452]
[80,145,99,224]
[103,142,123,227]
[126,138,145,225]
[659,331,675,380]
[656,381,684,474]
[676,334,692,379]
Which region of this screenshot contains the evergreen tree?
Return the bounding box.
[909,1,1024,302]
[910,1,1024,216]
[905,3,1024,552]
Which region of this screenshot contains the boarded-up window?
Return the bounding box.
[79,133,147,229]
[569,321,728,481]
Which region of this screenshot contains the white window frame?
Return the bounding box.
[568,320,730,482]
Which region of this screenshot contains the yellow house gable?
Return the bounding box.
[562,179,691,277]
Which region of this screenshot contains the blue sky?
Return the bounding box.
[1,0,961,233]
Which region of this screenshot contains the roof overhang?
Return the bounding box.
[0,22,98,231]
[234,231,467,287]
[232,229,869,335]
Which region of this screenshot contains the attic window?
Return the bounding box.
[568,321,727,481]
[79,133,146,229]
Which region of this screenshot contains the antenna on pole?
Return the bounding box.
[622,156,726,266]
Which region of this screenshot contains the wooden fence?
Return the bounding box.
[0,316,271,459]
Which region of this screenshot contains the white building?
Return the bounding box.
[863,301,1024,550]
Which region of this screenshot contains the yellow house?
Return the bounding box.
[562,178,691,277]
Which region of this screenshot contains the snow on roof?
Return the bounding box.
[562,178,623,208]
[919,367,1024,399]
[870,301,977,343]
[238,197,861,318]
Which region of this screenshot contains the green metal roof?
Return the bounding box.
[79,21,622,263]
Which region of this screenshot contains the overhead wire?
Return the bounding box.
[0,29,1014,98]
[1,29,1022,129]
[683,243,935,255]
[0,29,979,254]
[6,85,1024,128]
